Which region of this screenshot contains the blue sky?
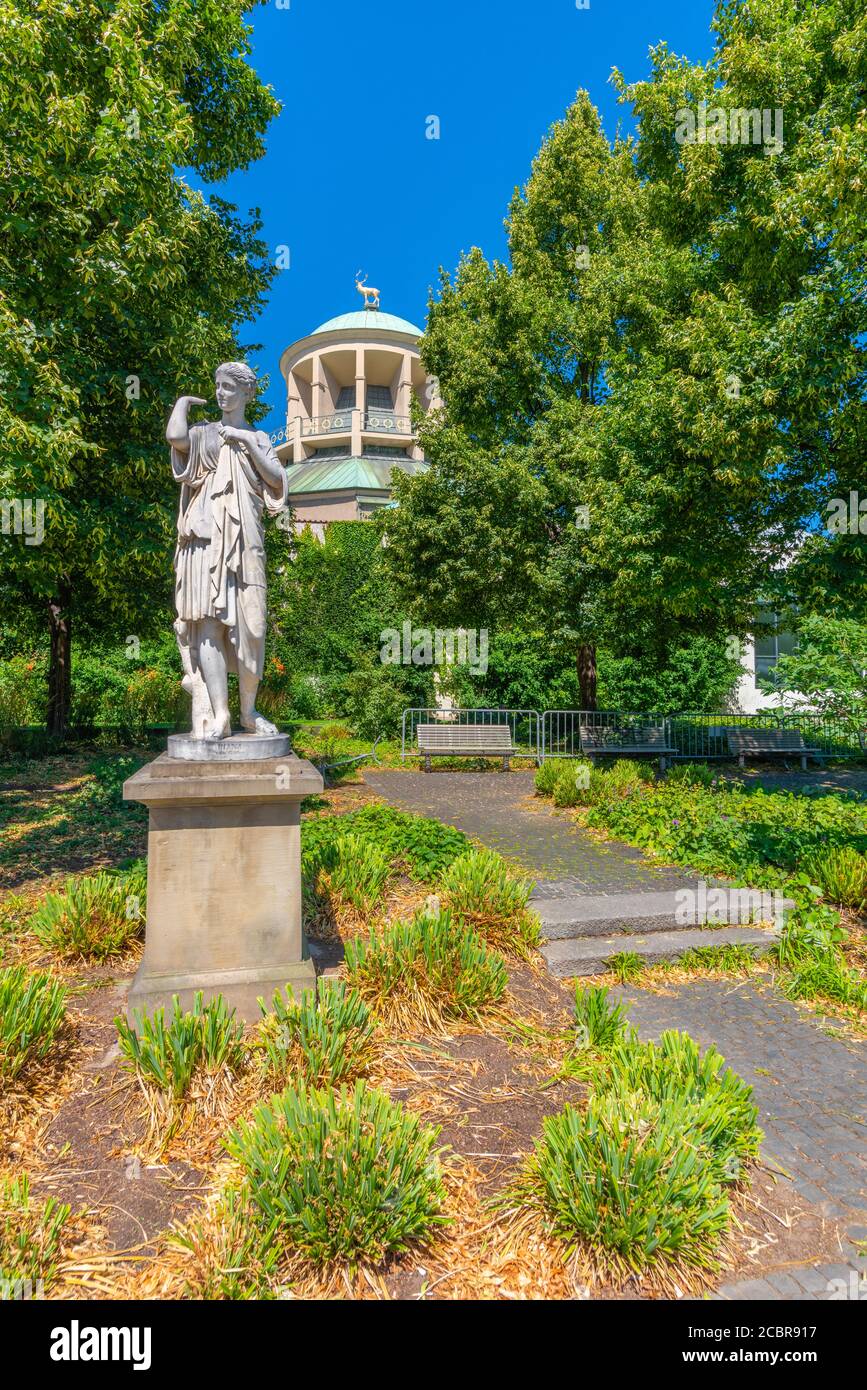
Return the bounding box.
[219,0,717,432]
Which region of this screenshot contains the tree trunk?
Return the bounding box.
[577,643,597,710]
[47,581,72,736]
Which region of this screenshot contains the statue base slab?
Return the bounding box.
[167,731,291,762]
[123,752,322,1024]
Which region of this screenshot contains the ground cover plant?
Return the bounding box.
[225,1080,448,1268]
[258,980,376,1087]
[344,908,507,1032]
[0,1173,71,1295]
[439,847,540,958]
[116,993,247,1107]
[30,863,146,961]
[535,764,867,1020]
[302,804,469,884]
[504,991,761,1283]
[0,964,68,1085]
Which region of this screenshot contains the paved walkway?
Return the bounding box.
[365,769,867,1297]
[364,771,698,895]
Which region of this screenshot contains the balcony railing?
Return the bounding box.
[301,412,353,437]
[364,411,412,434]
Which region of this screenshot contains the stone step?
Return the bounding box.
[541,924,780,978]
[532,888,792,940]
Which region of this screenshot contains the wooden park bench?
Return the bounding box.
[579,722,675,773]
[726,727,824,771]
[416,723,516,772]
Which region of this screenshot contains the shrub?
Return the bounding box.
[510,1092,731,1276]
[438,848,540,957]
[116,993,246,1101]
[535,759,575,798]
[806,846,867,914]
[0,654,46,728]
[30,865,146,961]
[225,1080,448,1267]
[552,762,596,808]
[344,909,507,1031]
[507,1028,760,1277]
[259,980,375,1086]
[0,965,68,1084]
[597,1031,761,1182]
[573,984,631,1051]
[0,1174,70,1295]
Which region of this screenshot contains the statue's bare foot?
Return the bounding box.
[205,711,231,740]
[241,710,278,737]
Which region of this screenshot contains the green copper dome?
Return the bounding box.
[312,309,423,337]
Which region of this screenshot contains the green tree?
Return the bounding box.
[766,615,867,749]
[0,0,279,732]
[384,1,866,707]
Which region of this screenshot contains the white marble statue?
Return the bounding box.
[166,362,288,740]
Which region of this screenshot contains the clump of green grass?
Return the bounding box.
[115,992,246,1103]
[0,965,68,1085]
[783,958,867,1012]
[596,1031,762,1183]
[259,980,375,1086]
[606,950,643,984]
[344,909,507,1032]
[171,1186,280,1300]
[537,758,654,810]
[30,864,146,961]
[325,833,391,914]
[573,983,631,1051]
[666,763,718,789]
[505,1028,759,1280]
[0,1173,70,1296]
[806,846,867,914]
[665,944,760,976]
[534,759,575,798]
[505,1091,731,1278]
[439,848,540,958]
[225,1080,448,1268]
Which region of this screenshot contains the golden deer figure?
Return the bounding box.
[355,272,381,310]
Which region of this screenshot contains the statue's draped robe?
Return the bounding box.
[172,422,288,680]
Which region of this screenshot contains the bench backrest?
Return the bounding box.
[579,723,668,750]
[727,728,806,755]
[416,723,514,751]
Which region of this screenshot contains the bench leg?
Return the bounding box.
[801,755,807,772]
[502,757,510,772]
[423,755,431,773]
[738,754,745,769]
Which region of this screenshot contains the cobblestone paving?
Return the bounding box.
[364,770,698,894]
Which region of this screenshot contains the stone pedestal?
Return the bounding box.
[123,752,323,1024]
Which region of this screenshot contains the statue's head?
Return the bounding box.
[215,361,257,412]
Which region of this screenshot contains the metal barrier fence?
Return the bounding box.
[401,708,540,761]
[541,709,863,761]
[669,711,863,760]
[541,709,669,760]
